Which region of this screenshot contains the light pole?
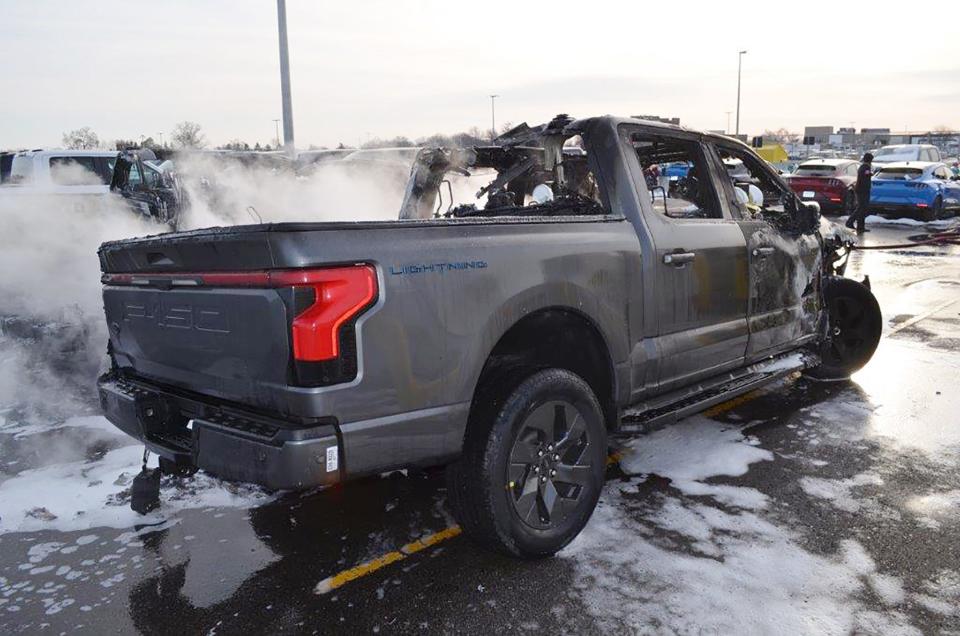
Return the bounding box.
[725,111,732,135]
[276,0,295,156]
[489,94,499,140]
[272,119,281,148]
[157,132,164,148]
[735,50,747,137]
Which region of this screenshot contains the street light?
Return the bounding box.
[735,50,747,136]
[490,94,499,140]
[276,0,295,156]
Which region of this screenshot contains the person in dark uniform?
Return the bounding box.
[847,152,873,233]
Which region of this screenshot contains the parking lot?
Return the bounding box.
[0,218,958,634]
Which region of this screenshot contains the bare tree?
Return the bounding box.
[763,128,799,144]
[933,125,956,133]
[170,121,207,149]
[61,127,100,149]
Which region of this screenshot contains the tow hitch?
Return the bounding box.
[130,449,161,514]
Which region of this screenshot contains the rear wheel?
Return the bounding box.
[843,190,857,216]
[446,369,607,558]
[811,278,882,379]
[931,196,944,221]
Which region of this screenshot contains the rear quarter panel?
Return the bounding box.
[264,219,639,425]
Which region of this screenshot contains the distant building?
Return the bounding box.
[860,128,891,147]
[803,126,834,144]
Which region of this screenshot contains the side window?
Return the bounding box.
[142,165,162,188]
[920,149,930,162]
[847,163,859,176]
[629,133,722,220]
[127,162,142,186]
[49,156,104,185]
[930,148,941,162]
[715,145,790,216]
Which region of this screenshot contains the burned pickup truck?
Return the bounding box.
[96,115,880,558]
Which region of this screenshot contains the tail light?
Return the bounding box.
[278,266,377,362]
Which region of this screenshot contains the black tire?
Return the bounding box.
[843,190,857,216]
[446,368,607,558]
[811,277,882,379]
[931,196,944,221]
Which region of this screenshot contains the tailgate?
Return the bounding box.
[99,224,379,411]
[103,285,293,404]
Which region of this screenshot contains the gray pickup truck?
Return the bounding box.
[97,115,881,557]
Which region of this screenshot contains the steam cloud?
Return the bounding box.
[0,155,416,436]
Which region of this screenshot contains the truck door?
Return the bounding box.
[708,141,821,357]
[623,129,750,392]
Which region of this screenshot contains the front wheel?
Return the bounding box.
[810,277,882,379]
[446,369,607,558]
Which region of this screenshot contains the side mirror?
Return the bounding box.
[795,199,821,233]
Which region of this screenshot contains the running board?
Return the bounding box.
[615,351,815,438]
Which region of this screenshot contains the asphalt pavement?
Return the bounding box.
[2,218,959,635]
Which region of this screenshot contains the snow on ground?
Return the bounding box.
[560,414,944,635]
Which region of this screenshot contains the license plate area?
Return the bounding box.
[802,190,816,198]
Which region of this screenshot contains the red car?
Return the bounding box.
[786,159,859,215]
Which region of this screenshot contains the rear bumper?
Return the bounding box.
[790,188,846,213]
[98,375,342,490]
[868,201,933,218]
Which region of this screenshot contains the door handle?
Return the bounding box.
[752,246,775,258]
[663,251,696,266]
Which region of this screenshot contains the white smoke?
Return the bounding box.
[0,155,421,433]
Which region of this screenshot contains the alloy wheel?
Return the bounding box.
[507,401,594,530]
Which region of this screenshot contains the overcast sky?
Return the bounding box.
[1,0,958,149]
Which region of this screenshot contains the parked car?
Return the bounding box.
[0,148,183,227]
[785,159,859,214]
[96,115,880,558]
[870,162,960,221]
[872,144,942,165]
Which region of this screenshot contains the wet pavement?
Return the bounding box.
[2,219,960,634]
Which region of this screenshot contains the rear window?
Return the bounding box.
[794,164,838,175]
[49,156,107,185]
[875,167,923,180]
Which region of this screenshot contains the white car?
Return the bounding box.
[872,144,942,165]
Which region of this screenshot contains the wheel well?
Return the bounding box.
[470,308,617,429]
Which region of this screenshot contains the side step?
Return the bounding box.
[615,351,814,438]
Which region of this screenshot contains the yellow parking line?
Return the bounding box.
[314,525,462,594]
[702,389,764,418]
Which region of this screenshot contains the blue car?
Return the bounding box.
[662,162,691,180]
[870,162,960,221]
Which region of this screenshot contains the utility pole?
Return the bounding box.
[157,132,164,148]
[277,0,295,156]
[725,111,732,135]
[735,50,747,136]
[272,119,281,148]
[490,94,499,140]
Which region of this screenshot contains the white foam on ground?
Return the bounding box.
[0,444,275,534]
[563,483,918,634]
[798,473,884,513]
[561,417,931,634]
[619,416,773,508]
